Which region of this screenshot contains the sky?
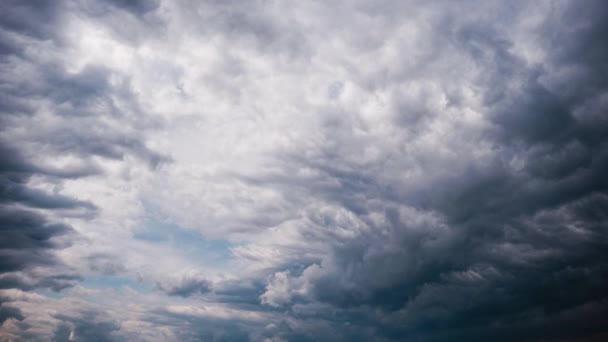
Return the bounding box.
[1,0,608,341]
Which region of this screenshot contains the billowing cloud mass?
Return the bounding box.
[1,0,608,341]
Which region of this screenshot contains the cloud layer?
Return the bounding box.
[1,0,608,341]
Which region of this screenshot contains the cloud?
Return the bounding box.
[101,0,160,15]
[0,305,23,326]
[1,0,608,341]
[0,0,166,333]
[0,145,83,292]
[0,0,62,41]
[52,310,124,342]
[158,275,211,298]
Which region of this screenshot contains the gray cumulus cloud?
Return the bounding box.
[1,0,608,341]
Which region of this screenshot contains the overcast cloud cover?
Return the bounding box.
[1,0,608,341]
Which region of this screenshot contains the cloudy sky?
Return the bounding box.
[1,0,608,341]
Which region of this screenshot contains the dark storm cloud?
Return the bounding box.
[146,309,253,342]
[0,205,82,292]
[0,0,164,330]
[0,208,72,253]
[1,1,169,166]
[212,279,267,305]
[1,60,168,167]
[0,139,99,219]
[0,137,89,294]
[0,141,103,180]
[52,310,124,342]
[0,144,84,292]
[250,1,608,341]
[158,276,211,297]
[1,175,95,210]
[0,272,82,292]
[0,305,24,326]
[2,0,608,341]
[0,0,61,41]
